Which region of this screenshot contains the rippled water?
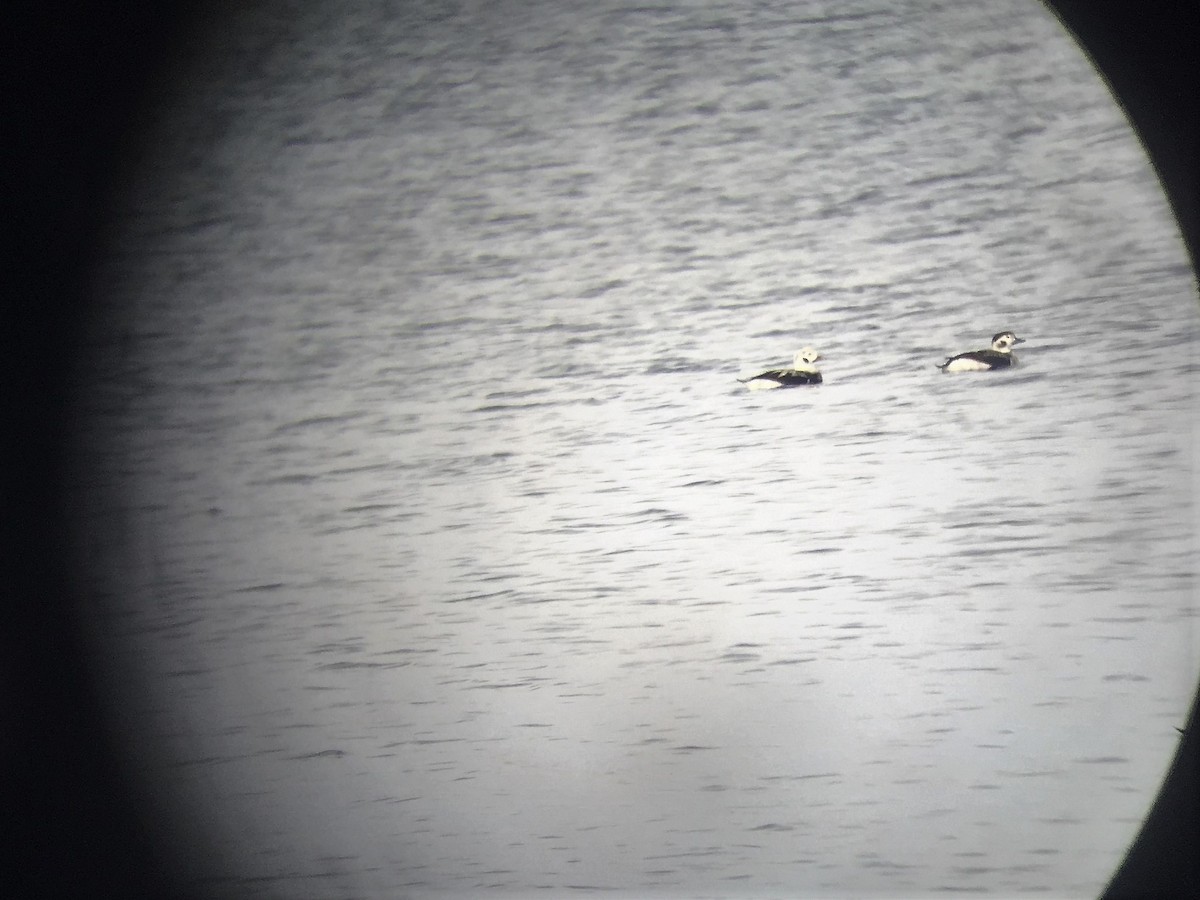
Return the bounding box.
[70,0,1198,897]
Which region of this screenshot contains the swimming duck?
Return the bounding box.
[936,331,1025,372]
[739,348,822,389]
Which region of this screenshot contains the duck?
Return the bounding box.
[936,331,1025,372]
[738,348,822,389]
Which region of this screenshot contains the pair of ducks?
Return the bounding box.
[738,331,1026,389]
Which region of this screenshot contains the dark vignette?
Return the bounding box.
[2,2,1196,898]
[1044,6,1200,898]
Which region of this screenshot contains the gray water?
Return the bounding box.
[70,0,1199,897]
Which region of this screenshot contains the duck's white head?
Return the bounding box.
[792,348,821,370]
[990,331,1025,353]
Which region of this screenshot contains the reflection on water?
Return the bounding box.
[71,0,1198,896]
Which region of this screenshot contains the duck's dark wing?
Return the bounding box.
[936,349,1013,369]
[969,350,1014,367]
[740,368,822,385]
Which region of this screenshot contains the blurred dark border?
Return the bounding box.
[3,2,1197,898]
[5,8,212,899]
[1043,5,1200,900]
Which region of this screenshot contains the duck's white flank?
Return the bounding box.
[941,355,999,373]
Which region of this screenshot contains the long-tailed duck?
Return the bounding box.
[738,348,822,389]
[936,332,1025,372]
